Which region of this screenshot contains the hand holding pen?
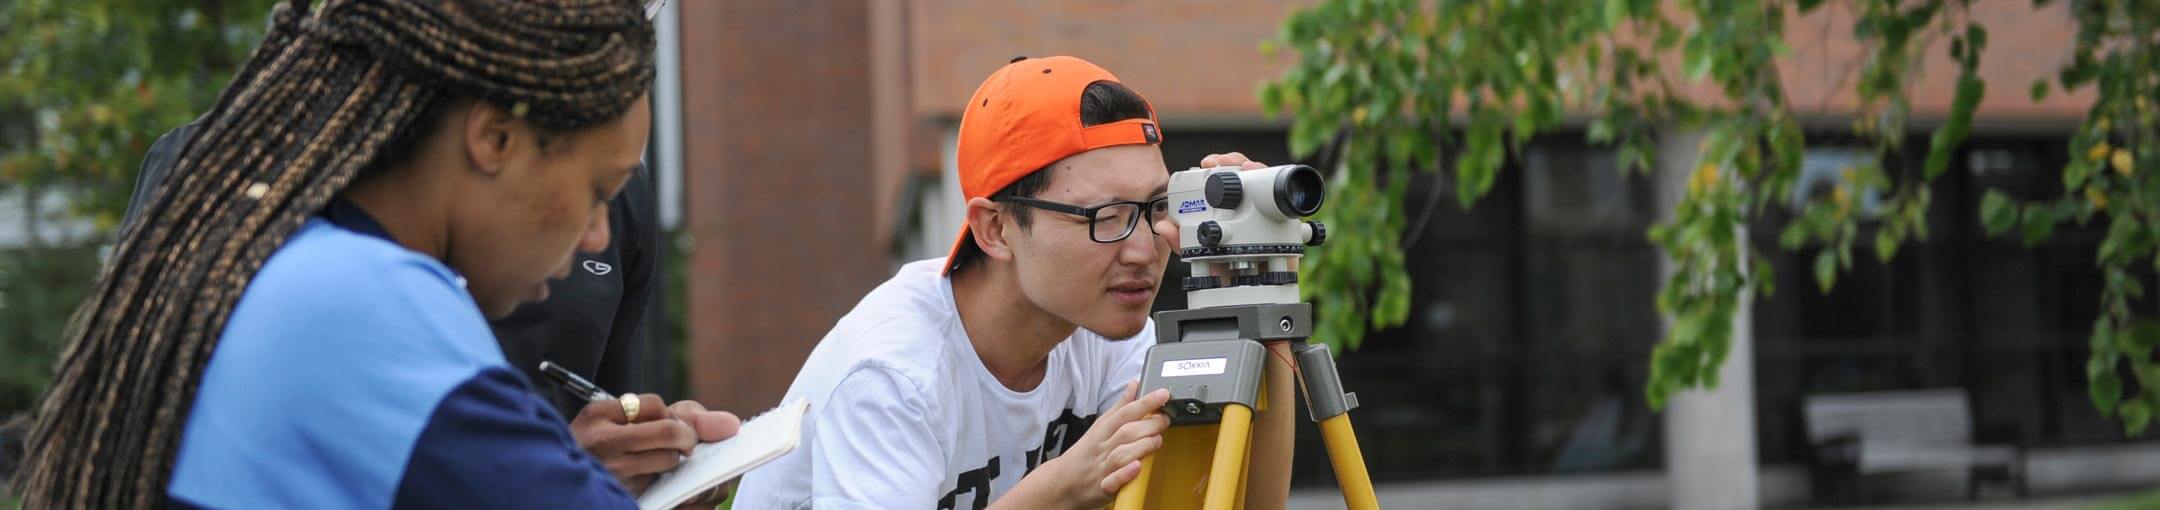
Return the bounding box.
[541,360,743,495]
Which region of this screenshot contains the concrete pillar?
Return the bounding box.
[1655,130,1761,510]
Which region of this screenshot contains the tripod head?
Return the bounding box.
[1167,164,1327,309]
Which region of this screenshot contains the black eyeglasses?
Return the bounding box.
[1001,196,1172,243]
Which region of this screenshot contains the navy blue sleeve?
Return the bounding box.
[393,367,636,509]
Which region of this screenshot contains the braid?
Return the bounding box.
[14,0,654,507]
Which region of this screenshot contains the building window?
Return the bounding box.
[1270,135,1666,482]
[1751,135,2148,466]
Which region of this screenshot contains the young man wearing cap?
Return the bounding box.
[733,56,1293,509]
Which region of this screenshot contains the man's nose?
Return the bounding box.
[1120,218,1164,264]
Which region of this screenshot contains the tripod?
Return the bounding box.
[1114,247,1382,510]
[1109,276,1378,509]
[1112,163,1377,509]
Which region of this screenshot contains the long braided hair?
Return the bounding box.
[14,0,654,506]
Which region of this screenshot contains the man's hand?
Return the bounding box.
[570,394,743,495]
[1022,381,1171,508]
[1200,152,1269,171]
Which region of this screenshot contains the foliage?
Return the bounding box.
[1978,0,2160,436]
[1262,0,1988,409]
[0,245,97,413]
[0,0,279,414]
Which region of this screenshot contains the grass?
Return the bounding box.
[2086,487,2160,510]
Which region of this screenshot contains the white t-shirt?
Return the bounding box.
[733,258,1155,510]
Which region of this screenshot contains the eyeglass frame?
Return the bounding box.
[998,195,1172,244]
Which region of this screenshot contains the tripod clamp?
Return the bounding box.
[1141,303,1359,425]
[1292,341,1360,422]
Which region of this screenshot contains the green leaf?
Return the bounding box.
[1289,120,1328,158]
[1684,50,1713,80]
[2066,160,2092,190]
[1753,253,1777,298]
[1588,117,1617,144]
[1647,345,1682,409]
[1458,160,1495,207]
[1384,129,1417,168]
[1923,132,1956,181]
[2127,320,2160,352]
[1259,83,1284,115]
[1875,228,1900,262]
[2092,325,2116,357]
[1603,0,1628,30]
[1773,116,1805,176]
[1513,112,1538,141]
[2122,399,2153,436]
[1923,78,1983,180]
[2093,361,2123,414]
[2030,79,2050,101]
[2021,204,2058,246]
[1980,190,2018,235]
[1779,222,1809,249]
[1814,250,1838,294]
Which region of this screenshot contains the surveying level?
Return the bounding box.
[1112,165,1379,510]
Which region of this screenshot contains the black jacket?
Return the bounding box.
[123,121,660,421]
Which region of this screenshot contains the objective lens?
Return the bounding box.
[1275,165,1325,217]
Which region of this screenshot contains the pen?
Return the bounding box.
[539,361,614,403]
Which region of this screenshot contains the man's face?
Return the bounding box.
[1006,144,1176,339]
[455,96,651,318]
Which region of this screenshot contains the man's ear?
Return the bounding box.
[462,101,521,177]
[966,196,1016,263]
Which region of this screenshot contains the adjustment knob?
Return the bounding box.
[1182,275,1224,292]
[1305,220,1327,246]
[1206,172,1244,210]
[1197,221,1225,247]
[1232,272,1301,287]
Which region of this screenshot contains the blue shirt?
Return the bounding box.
[166,212,633,509]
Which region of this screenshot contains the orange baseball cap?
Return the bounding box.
[944,56,1161,274]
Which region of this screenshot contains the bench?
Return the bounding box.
[1803,389,2025,503]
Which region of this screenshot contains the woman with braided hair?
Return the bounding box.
[13,0,733,507]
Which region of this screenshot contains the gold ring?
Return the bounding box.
[619,393,641,424]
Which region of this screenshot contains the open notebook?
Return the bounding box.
[636,399,810,510]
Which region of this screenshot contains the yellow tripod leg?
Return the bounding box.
[1202,403,1253,510]
[1319,414,1379,510]
[1234,379,1267,510]
[1112,452,1153,509]
[1233,415,1253,509]
[1112,423,1222,509]
[1112,404,1256,510]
